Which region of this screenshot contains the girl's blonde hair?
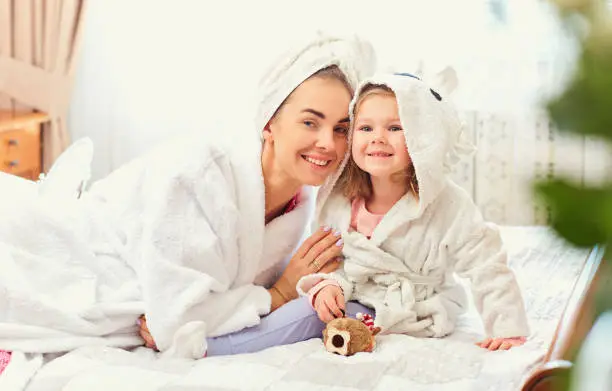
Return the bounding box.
[336,83,419,201]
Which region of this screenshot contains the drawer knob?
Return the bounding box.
[7,139,18,146]
[6,160,19,167]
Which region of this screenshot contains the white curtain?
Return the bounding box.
[68,0,612,225]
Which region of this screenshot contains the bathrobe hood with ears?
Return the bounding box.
[315,72,475,222]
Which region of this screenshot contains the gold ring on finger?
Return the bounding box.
[311,260,320,269]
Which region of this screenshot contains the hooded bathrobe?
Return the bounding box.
[298,73,530,339]
[0,33,375,359]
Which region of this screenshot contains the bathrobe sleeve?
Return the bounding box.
[448,199,530,338]
[297,265,355,302]
[138,157,271,359]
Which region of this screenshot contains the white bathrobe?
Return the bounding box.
[0,132,312,359]
[298,73,530,339]
[0,33,376,359]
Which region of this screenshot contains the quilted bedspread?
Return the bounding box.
[0,226,590,391]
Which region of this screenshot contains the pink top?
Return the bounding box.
[283,192,301,215]
[350,197,385,239]
[307,197,384,306]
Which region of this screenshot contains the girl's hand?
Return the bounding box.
[314,285,345,323]
[273,226,343,301]
[476,336,526,351]
[138,315,158,350]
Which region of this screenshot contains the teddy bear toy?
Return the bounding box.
[322,313,381,356]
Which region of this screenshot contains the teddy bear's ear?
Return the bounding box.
[371,327,382,336]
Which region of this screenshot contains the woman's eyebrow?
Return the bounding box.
[302,108,325,119]
[301,109,349,124]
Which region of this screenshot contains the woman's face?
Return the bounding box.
[266,76,352,186]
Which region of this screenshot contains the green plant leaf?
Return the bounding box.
[534,179,612,247]
[547,44,612,141]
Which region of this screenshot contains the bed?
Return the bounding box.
[0,225,601,391]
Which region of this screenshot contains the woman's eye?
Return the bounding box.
[359,126,372,132]
[303,120,316,128]
[334,126,348,135]
[390,126,403,132]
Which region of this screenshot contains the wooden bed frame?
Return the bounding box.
[521,245,608,391]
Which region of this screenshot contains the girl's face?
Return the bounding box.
[265,77,351,186]
[352,94,412,180]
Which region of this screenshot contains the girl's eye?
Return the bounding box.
[390,126,403,132]
[359,126,372,132]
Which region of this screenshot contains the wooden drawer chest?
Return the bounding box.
[0,111,49,180]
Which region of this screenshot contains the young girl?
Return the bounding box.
[298,72,530,351]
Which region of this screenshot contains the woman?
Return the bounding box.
[0,33,376,362]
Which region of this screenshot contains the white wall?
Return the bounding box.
[68,0,608,225]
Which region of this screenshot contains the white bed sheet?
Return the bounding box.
[1,226,590,391]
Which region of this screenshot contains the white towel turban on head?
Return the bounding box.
[254,31,377,134]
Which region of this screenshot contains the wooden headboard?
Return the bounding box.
[521,245,607,391]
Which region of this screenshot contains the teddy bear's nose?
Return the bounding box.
[332,334,345,348]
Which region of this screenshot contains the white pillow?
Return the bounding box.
[38,137,94,199]
[0,171,38,205]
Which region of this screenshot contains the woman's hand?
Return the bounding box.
[273,226,343,302]
[314,285,345,323]
[476,336,526,351]
[138,315,158,350]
